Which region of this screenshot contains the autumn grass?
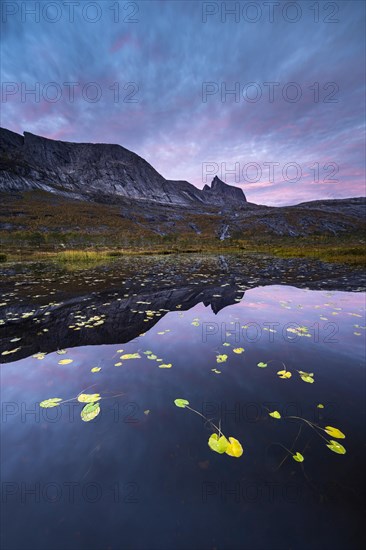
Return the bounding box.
[261,242,366,266]
[1,238,365,267]
[55,250,109,262]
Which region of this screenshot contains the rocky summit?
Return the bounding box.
[0,127,246,207]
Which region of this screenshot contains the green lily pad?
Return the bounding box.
[174,399,189,408]
[208,433,229,454]
[326,440,346,454]
[324,426,345,439]
[81,402,101,422]
[120,353,141,360]
[39,398,63,408]
[269,410,281,419]
[78,393,101,403]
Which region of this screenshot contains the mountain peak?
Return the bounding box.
[211,175,226,188]
[202,175,247,204]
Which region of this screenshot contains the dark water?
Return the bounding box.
[1,255,365,550]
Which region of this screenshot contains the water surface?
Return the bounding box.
[1,255,365,550]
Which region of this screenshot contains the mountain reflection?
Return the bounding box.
[0,254,364,362]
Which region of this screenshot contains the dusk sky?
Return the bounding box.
[1,0,365,205]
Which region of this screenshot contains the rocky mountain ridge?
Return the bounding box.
[1,127,365,241]
[0,127,246,207]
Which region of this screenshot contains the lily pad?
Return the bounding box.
[208,433,229,454]
[174,399,189,408]
[78,393,101,403]
[39,398,63,408]
[269,410,281,419]
[298,371,314,383]
[277,370,292,379]
[81,402,100,422]
[326,440,346,454]
[324,426,345,439]
[58,359,73,365]
[120,353,141,360]
[292,452,304,462]
[225,437,243,458]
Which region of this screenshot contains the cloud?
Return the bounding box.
[1,0,364,205]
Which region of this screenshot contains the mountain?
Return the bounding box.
[0,127,246,207]
[0,127,365,246]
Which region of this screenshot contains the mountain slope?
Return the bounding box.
[0,127,247,207]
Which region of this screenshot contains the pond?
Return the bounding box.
[0,254,365,550]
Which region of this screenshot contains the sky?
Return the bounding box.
[1,0,365,205]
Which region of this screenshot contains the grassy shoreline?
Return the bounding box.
[0,237,365,267]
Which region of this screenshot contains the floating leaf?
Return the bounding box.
[57,349,67,355]
[257,362,267,368]
[81,402,100,422]
[32,352,46,360]
[39,398,63,408]
[324,426,346,439]
[114,362,122,366]
[91,367,101,372]
[211,368,221,374]
[2,347,21,356]
[216,354,228,363]
[277,370,292,379]
[208,433,229,454]
[191,321,200,327]
[58,359,73,365]
[174,399,189,408]
[292,452,304,462]
[78,393,101,403]
[298,371,315,383]
[159,363,172,369]
[225,437,243,458]
[147,354,158,360]
[269,411,281,419]
[144,410,150,415]
[233,348,244,354]
[120,353,141,360]
[326,440,346,454]
[317,404,324,409]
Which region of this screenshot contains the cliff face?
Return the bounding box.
[0,127,247,207]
